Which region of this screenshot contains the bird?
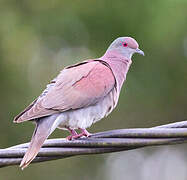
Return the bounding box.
[14,37,144,169]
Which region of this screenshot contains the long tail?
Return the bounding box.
[20,114,59,170]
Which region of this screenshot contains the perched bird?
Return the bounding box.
[14,37,144,169]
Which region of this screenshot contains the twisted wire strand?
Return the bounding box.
[1,120,187,168]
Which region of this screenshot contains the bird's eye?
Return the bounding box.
[122,42,128,47]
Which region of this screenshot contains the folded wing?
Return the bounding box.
[14,60,116,123]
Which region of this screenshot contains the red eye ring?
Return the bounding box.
[122,42,128,47]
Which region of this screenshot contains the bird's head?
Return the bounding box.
[107,37,144,59]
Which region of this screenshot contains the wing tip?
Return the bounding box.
[13,110,28,123]
[13,117,20,123]
[13,115,24,123]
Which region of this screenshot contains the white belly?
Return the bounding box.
[53,89,117,130]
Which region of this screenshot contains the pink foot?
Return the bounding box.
[70,129,92,139]
[79,128,92,137]
[66,128,92,140]
[66,135,75,141]
[67,128,92,140]
[66,127,78,140]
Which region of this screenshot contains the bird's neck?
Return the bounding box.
[107,47,133,59]
[101,50,132,92]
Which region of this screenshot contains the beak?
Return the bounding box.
[136,48,145,56]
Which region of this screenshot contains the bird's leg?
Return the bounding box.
[79,128,92,137]
[71,128,92,139]
[66,127,91,140]
[66,127,78,140]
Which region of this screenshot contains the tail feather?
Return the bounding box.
[20,114,59,170]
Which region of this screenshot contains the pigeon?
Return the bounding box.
[14,37,144,169]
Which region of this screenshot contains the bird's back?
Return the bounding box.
[14,60,116,123]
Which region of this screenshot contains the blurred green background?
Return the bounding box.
[1,0,187,179]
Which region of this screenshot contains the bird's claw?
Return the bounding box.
[66,129,91,140]
[80,129,92,137]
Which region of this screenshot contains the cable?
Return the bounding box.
[1,120,187,168]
